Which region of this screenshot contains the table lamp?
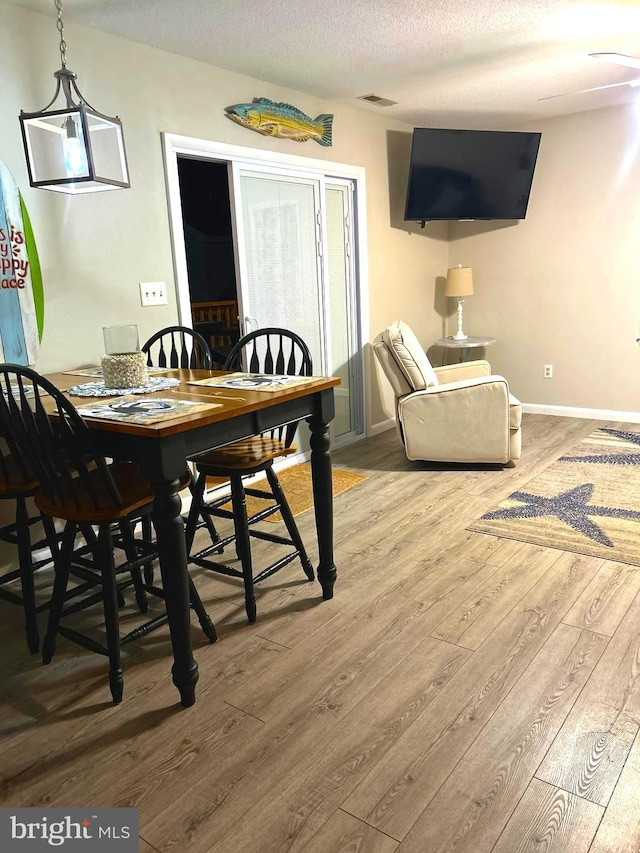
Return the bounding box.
[445,265,474,341]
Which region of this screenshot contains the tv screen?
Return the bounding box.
[404,128,541,221]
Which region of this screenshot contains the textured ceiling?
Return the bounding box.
[8,0,640,127]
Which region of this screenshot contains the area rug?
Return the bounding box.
[219,463,368,522]
[468,425,640,566]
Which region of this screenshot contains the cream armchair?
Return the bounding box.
[373,321,522,463]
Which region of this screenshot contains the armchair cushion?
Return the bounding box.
[382,321,438,391]
[433,360,492,383]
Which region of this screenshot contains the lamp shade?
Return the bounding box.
[18,2,130,195]
[20,102,129,194]
[445,266,474,298]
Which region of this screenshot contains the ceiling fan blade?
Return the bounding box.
[589,52,640,70]
[538,78,640,101]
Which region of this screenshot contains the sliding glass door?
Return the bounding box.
[231,165,362,444]
[325,180,361,438]
[234,169,325,373]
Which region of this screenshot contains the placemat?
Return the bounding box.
[188,372,317,392]
[76,396,221,424]
[4,383,34,398]
[66,377,180,397]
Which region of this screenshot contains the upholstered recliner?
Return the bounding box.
[373,320,522,464]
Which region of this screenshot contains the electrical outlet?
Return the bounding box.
[139,281,168,307]
[543,364,553,379]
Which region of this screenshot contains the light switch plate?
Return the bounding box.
[140,281,168,307]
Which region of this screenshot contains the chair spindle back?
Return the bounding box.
[224,328,313,447]
[141,326,212,370]
[0,365,123,512]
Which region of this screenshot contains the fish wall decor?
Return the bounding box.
[224,98,333,146]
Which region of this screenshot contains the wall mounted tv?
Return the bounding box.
[404,128,542,222]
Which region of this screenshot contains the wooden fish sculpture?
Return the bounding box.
[224,97,333,146]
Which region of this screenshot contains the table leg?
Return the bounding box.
[308,414,336,600]
[151,477,199,707]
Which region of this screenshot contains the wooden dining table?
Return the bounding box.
[46,368,340,706]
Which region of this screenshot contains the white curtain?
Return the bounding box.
[239,172,323,374]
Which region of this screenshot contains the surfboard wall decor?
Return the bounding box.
[0,159,43,366]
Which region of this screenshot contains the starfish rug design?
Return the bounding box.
[468,424,640,565]
[561,428,640,466]
[482,483,640,547]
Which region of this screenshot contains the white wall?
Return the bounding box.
[9,5,633,431]
[0,1,448,432]
[449,103,640,415]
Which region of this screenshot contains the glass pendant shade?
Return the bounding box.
[19,2,130,194]
[20,100,129,194]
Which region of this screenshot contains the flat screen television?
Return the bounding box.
[404,128,542,222]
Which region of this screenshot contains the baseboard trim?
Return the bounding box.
[369,418,396,436]
[522,403,640,423]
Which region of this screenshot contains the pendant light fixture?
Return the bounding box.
[19,0,130,194]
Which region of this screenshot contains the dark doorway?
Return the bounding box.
[177,157,237,303]
[177,157,240,363]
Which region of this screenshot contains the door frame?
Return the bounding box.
[162,132,370,441]
[324,177,364,438]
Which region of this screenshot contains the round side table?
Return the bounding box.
[434,335,496,364]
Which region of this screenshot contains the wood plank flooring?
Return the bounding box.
[3,413,640,852]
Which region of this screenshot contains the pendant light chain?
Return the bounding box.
[55,0,67,69]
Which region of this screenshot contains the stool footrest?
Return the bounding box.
[253,551,300,583]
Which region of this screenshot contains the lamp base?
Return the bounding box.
[453,296,468,341]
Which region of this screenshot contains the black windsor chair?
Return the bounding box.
[141,325,223,579]
[184,328,315,624]
[0,439,59,654]
[0,365,217,704]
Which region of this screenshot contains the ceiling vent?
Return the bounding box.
[358,94,398,107]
